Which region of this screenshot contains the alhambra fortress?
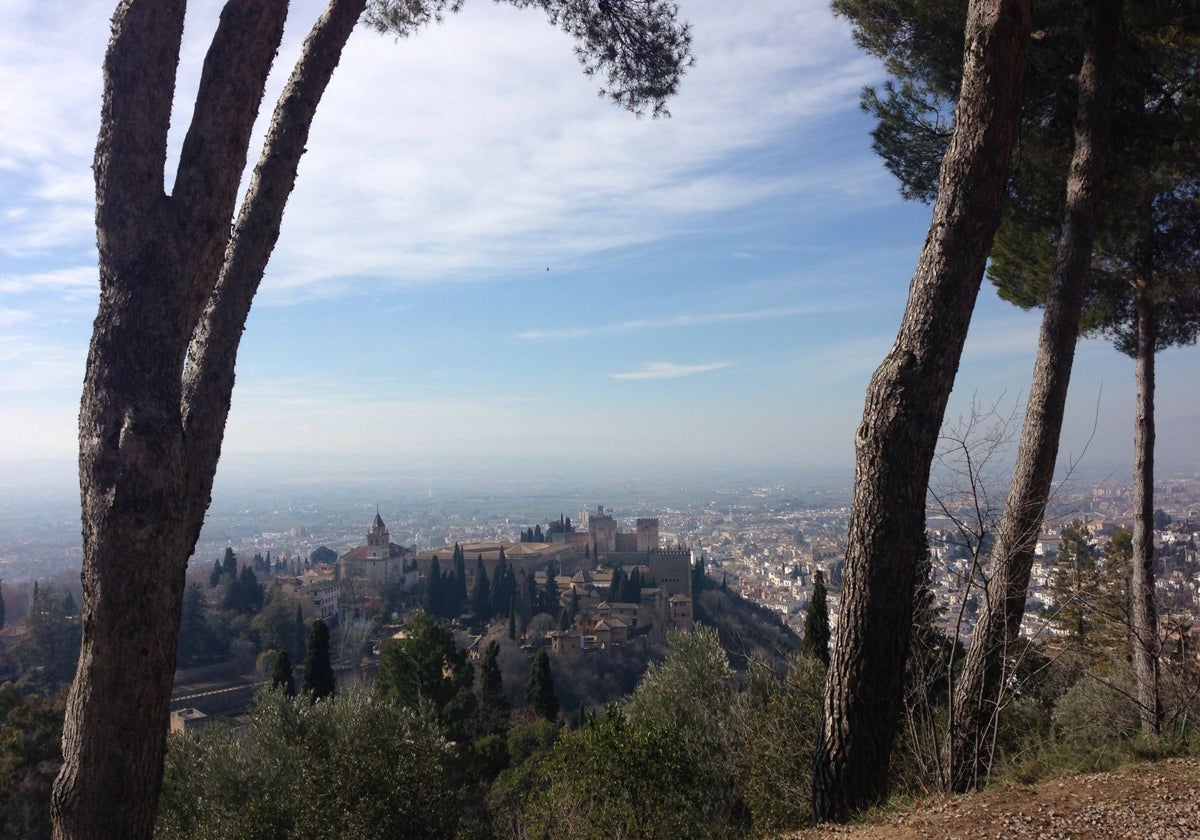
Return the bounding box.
[307,505,694,650]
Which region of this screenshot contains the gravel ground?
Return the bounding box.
[784,757,1200,840]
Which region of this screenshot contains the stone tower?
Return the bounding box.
[589,505,617,556]
[366,510,390,560]
[635,518,659,552]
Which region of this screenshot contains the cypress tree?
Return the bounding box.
[609,566,626,603]
[209,559,222,588]
[508,601,517,640]
[453,547,468,614]
[479,640,509,733]
[472,556,491,619]
[302,619,335,701]
[271,650,296,697]
[491,554,509,617]
[293,605,306,662]
[238,566,264,613]
[222,546,237,578]
[803,569,831,667]
[0,579,7,629]
[527,647,558,721]
[424,557,443,617]
[692,554,707,593]
[541,572,559,615]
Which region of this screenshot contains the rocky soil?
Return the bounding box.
[785,757,1200,840]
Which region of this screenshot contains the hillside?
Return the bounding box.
[784,757,1200,840]
[477,583,802,715]
[692,583,803,671]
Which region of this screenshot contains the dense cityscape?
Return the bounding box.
[4,466,1198,647]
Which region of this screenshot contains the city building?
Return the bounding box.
[337,512,419,587]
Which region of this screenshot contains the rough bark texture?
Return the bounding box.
[52,1,365,837]
[810,0,1030,823]
[1130,288,1161,735]
[946,0,1120,792]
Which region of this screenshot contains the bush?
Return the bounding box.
[730,653,824,835]
[493,628,747,840]
[156,691,459,839]
[518,708,742,840]
[1052,663,1140,756]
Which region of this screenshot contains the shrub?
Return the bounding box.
[156,691,458,839]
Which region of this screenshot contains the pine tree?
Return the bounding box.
[271,650,296,697]
[527,647,559,721]
[302,619,336,701]
[803,569,831,667]
[1050,520,1126,656]
[375,611,477,738]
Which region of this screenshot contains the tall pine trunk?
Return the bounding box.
[1130,286,1161,735]
[946,0,1120,792]
[52,2,365,836]
[810,0,1030,822]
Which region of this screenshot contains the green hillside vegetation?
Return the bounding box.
[149,581,1200,840]
[692,574,803,671]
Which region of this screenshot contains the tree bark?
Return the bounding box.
[52,1,364,837]
[946,0,1120,792]
[811,0,1030,823]
[1130,286,1161,735]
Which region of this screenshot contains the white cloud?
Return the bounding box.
[608,361,734,380]
[961,314,1043,361]
[0,0,880,293]
[0,266,97,295]
[0,333,84,392]
[517,304,826,340]
[247,0,880,298]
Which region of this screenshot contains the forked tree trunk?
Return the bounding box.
[1130,287,1161,735]
[52,1,365,837]
[946,0,1120,792]
[810,0,1030,822]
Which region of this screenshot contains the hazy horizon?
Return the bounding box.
[2,1,1197,511]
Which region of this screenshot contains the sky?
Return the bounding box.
[1,0,1197,494]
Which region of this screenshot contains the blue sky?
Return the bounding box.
[1,0,1196,488]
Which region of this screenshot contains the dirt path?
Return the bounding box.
[785,757,1200,840]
